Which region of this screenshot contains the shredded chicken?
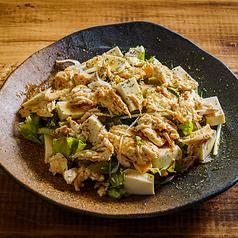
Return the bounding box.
[95,87,131,117]
[152,64,198,90]
[108,125,162,166]
[77,108,105,123]
[178,124,216,170]
[143,86,178,113]
[72,139,114,162]
[51,68,75,90]
[19,100,56,117]
[116,66,146,81]
[72,71,94,86]
[66,85,98,108]
[96,183,109,197]
[179,124,215,150]
[72,126,114,162]
[63,165,105,191]
[45,88,70,101]
[135,114,179,147]
[48,153,68,175]
[18,45,224,198]
[55,125,77,138]
[63,167,79,184]
[67,117,81,134]
[73,165,105,191]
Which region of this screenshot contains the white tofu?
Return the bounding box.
[117,77,142,112]
[194,129,216,161]
[204,96,225,126]
[22,88,52,107]
[44,134,54,163]
[172,66,194,81]
[104,55,130,72]
[152,145,182,169]
[81,115,107,146]
[123,169,155,195]
[105,46,123,57]
[150,57,161,65]
[125,46,145,59]
[56,101,85,121]
[126,57,144,67]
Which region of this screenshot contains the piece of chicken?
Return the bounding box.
[95,87,131,117]
[66,85,98,108]
[179,124,215,155]
[55,117,82,138]
[19,100,56,118]
[72,115,114,162]
[48,153,68,175]
[71,138,114,162]
[152,64,198,91]
[51,65,94,90]
[143,86,178,113]
[63,165,105,191]
[134,114,179,147]
[172,90,218,123]
[108,125,162,167]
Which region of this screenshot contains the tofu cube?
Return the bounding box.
[117,77,142,112]
[81,115,107,146]
[204,96,225,126]
[104,55,130,72]
[172,66,195,81]
[105,46,123,57]
[44,134,54,163]
[123,169,155,195]
[56,101,85,121]
[152,145,182,170]
[194,129,216,162]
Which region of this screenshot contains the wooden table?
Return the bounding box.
[0,0,237,237]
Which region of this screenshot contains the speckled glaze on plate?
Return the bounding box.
[0,22,237,218]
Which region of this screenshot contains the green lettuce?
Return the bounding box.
[107,169,128,199]
[107,187,127,199]
[18,113,44,144]
[37,127,57,137]
[52,137,86,158]
[178,121,193,136]
[167,87,181,97]
[88,161,111,174]
[19,112,60,144]
[138,50,145,61]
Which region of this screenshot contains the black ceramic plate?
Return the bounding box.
[0,22,237,218]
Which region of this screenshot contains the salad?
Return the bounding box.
[18,46,225,198]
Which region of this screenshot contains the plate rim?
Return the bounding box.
[0,21,237,218]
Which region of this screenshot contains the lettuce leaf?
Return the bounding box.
[52,137,86,158]
[167,87,181,97]
[178,121,193,136]
[107,187,127,199]
[19,112,60,144]
[138,50,145,61]
[88,161,110,174]
[109,169,125,188]
[107,169,128,199]
[37,127,57,137]
[18,113,44,144]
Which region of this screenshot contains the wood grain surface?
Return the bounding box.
[0,0,237,237]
